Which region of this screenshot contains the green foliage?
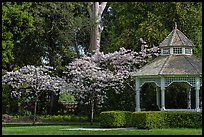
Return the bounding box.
[99,111,202,129]
[2,85,11,114]
[2,2,35,69]
[2,84,21,115]
[99,111,132,127]
[18,110,33,117]
[102,88,135,111]
[164,111,202,128]
[12,2,90,75]
[59,93,75,103]
[132,111,168,129]
[41,114,89,122]
[140,84,157,109]
[102,2,202,58]
[174,2,202,58]
[101,78,135,111]
[165,84,190,109]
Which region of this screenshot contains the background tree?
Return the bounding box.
[2,2,35,71]
[101,2,202,58]
[13,2,90,70]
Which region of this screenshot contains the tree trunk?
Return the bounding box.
[33,95,38,126]
[90,97,94,125]
[88,2,107,53]
[49,92,55,114]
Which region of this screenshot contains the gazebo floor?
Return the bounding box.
[164,109,202,112]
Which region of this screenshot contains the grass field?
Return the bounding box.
[2,123,202,135]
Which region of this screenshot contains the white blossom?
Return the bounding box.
[64,40,160,103]
[2,65,68,97]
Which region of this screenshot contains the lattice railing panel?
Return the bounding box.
[165,77,195,87]
[140,78,161,87]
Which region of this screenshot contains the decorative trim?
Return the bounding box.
[165,77,196,87]
[137,76,201,88]
[140,78,161,87]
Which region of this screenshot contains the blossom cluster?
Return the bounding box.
[65,39,160,101]
[2,65,68,97]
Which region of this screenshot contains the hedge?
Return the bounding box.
[99,111,132,127]
[99,111,202,129]
[164,111,202,128]
[132,111,168,129]
[41,114,89,122]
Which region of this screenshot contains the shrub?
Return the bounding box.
[99,111,202,129]
[99,111,132,127]
[164,111,202,128]
[41,114,89,122]
[18,110,32,117]
[132,111,167,129]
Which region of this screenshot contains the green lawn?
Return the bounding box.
[2,123,202,135]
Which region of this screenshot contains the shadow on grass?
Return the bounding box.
[2,122,100,128]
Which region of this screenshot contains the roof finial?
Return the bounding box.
[175,22,177,29]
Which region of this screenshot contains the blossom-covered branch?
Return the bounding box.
[2,65,68,125]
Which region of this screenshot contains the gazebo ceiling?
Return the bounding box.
[159,26,195,47]
[131,54,202,77]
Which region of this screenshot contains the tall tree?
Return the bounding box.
[11,2,91,114]
[2,2,35,71]
[13,2,91,71]
[88,2,107,53]
[174,2,202,58]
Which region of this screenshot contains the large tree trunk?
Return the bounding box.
[88,2,107,53]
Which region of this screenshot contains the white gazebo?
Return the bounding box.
[131,24,202,112]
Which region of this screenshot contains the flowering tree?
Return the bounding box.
[65,38,160,124]
[2,65,67,125]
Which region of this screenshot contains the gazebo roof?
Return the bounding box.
[132,24,202,77]
[159,25,195,47]
[131,55,202,77]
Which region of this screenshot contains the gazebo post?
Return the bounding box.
[187,88,191,109]
[156,87,160,109]
[135,77,141,111]
[195,77,200,112]
[160,77,165,110]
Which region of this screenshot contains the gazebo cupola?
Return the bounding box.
[131,23,202,112]
[160,23,195,55]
